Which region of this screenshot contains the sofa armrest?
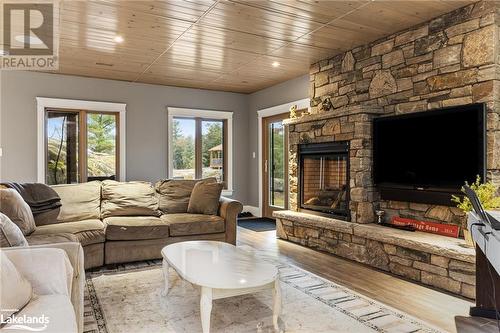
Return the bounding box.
[2,242,84,333]
[219,196,243,245]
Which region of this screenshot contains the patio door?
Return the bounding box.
[262,113,289,218]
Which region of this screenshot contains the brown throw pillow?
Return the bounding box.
[0,213,28,247]
[155,178,216,213]
[0,189,36,235]
[187,182,223,215]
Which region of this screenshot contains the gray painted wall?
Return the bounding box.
[246,74,309,207]
[0,71,250,203]
[0,71,309,206]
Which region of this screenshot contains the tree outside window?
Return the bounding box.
[46,109,119,185]
[172,117,226,185]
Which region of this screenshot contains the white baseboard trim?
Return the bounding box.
[242,205,260,217]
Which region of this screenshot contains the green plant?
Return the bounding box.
[452,175,500,213]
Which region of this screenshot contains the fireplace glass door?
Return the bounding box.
[301,153,349,216]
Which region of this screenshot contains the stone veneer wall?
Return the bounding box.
[295,1,500,232]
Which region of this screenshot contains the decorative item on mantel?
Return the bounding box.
[320,97,333,112]
[375,210,385,224]
[392,217,459,237]
[300,106,311,118]
[375,209,416,231]
[452,176,500,247]
[289,104,298,119]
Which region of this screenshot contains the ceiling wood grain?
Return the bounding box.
[44,0,473,93]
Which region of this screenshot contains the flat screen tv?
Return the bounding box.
[373,103,486,206]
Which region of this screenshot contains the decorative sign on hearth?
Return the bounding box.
[392,217,460,238]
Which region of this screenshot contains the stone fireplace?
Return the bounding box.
[299,141,349,220]
[274,1,500,299]
[287,106,383,224]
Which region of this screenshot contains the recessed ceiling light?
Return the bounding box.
[114,35,124,43]
[272,61,280,68]
[15,35,43,45]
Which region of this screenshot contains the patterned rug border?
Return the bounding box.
[85,277,108,333]
[277,263,442,333]
[84,253,443,333]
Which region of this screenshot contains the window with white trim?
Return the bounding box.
[167,108,233,194]
[36,97,126,184]
[45,109,120,184]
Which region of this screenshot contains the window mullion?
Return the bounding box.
[80,110,88,183]
[223,119,228,188]
[195,118,203,179]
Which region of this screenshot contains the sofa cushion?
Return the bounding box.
[155,178,216,214]
[45,181,102,224]
[161,213,224,236]
[0,251,32,319]
[101,181,160,218]
[187,182,223,215]
[0,213,28,247]
[104,216,169,241]
[3,294,77,333]
[26,233,79,246]
[0,189,36,235]
[4,247,74,297]
[32,219,105,246]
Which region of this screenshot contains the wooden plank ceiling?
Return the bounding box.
[53,0,472,93]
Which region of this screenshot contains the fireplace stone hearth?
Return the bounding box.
[274,210,475,298]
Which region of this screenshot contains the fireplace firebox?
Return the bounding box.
[299,142,350,220]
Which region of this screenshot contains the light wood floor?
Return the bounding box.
[236,227,499,333]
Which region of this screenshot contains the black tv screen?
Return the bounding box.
[373,104,485,194]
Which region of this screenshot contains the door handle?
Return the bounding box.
[264,159,268,173]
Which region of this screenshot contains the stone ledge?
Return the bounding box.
[353,224,475,263]
[274,210,476,298]
[273,211,354,234]
[274,210,474,263]
[283,104,384,125]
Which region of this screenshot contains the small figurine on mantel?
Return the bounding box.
[289,104,298,119]
[321,97,333,112]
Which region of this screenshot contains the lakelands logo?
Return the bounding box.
[1,313,49,331]
[1,1,59,70]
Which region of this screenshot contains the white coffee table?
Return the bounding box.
[161,241,281,333]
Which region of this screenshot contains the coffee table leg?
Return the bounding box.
[273,278,282,330]
[200,287,213,333]
[162,259,169,296]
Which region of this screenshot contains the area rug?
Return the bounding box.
[238,217,276,232]
[83,247,443,333]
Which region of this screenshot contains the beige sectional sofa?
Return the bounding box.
[22,180,242,269]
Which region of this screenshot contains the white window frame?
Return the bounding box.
[36,97,126,183]
[167,107,233,196]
